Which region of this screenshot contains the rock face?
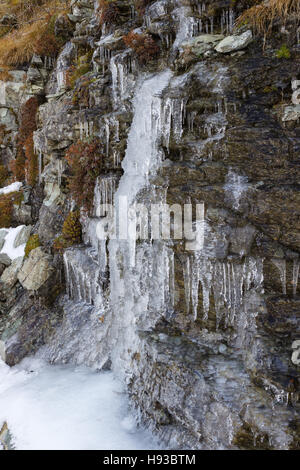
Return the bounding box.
[0,293,63,366]
[0,0,299,450]
[18,248,54,291]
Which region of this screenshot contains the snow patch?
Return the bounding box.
[0,358,157,450]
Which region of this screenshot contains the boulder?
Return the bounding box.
[215,30,253,53]
[0,257,23,288]
[0,253,11,267]
[13,225,32,249]
[182,34,224,57]
[17,247,54,291]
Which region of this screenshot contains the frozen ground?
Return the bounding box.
[0,358,157,450]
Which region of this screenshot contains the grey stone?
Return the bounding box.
[215,30,253,53]
[13,226,32,248]
[12,204,32,225]
[17,247,54,291]
[0,74,26,109]
[0,107,18,132]
[0,253,11,267]
[182,34,224,57]
[0,257,23,288]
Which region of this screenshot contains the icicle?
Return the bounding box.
[38,151,43,184]
[93,176,117,217]
[98,238,107,272]
[229,8,235,33]
[63,249,101,305]
[110,53,131,104]
[169,250,175,308]
[184,256,264,327]
[162,97,186,149]
[183,256,191,313]
[271,258,287,295]
[105,118,110,157]
[113,150,120,168]
[57,159,63,187]
[292,259,299,296]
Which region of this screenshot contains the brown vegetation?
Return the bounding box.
[97,0,119,26]
[0,1,69,66]
[11,96,39,182]
[237,0,300,37]
[65,138,104,211]
[0,191,23,228]
[123,31,160,64]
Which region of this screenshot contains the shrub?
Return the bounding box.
[0,194,13,227]
[33,18,65,58]
[53,210,82,252]
[24,234,40,258]
[65,138,104,211]
[275,44,291,59]
[97,0,120,26]
[123,31,160,64]
[237,0,300,38]
[62,210,82,243]
[0,191,23,228]
[0,164,9,187]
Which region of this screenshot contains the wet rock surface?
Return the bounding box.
[0,0,299,450]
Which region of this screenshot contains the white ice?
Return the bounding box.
[0,358,157,450]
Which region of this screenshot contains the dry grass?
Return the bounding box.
[237,0,300,36]
[0,66,13,81]
[0,0,70,65]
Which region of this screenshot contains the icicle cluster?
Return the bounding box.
[183,254,264,326]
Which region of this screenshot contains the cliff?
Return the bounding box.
[0,0,299,449]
